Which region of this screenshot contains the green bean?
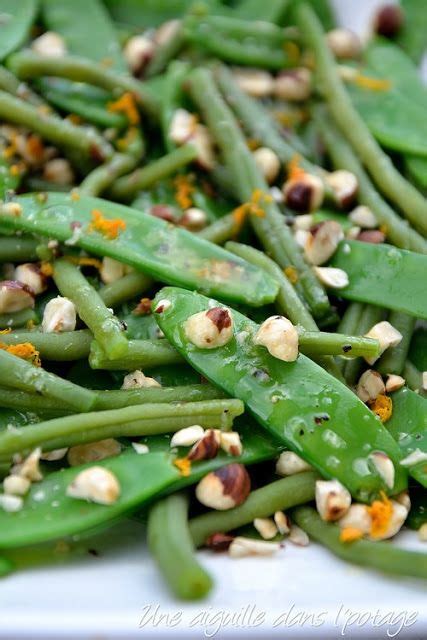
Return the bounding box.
[197,213,236,245]
[377,312,416,376]
[316,108,427,254]
[89,338,182,370]
[148,492,213,600]
[187,67,330,320]
[336,303,364,336]
[0,0,38,61]
[292,506,427,580]
[298,331,379,359]
[0,388,69,416]
[187,15,289,46]
[0,399,244,458]
[296,3,427,236]
[0,90,112,161]
[0,329,92,361]
[109,144,197,201]
[0,349,96,411]
[98,272,153,308]
[0,236,39,262]
[0,308,37,329]
[234,0,292,22]
[79,153,139,197]
[343,305,384,386]
[0,65,45,106]
[146,22,186,77]
[160,60,190,150]
[403,360,424,393]
[53,259,128,359]
[0,556,13,577]
[8,52,159,119]
[190,472,318,547]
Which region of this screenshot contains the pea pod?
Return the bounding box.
[153,287,407,502]
[386,388,427,488]
[330,240,427,319]
[396,0,427,64]
[0,193,278,307]
[409,328,427,373]
[0,424,277,548]
[0,0,38,60]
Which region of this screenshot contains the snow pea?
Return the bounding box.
[0,0,38,61]
[0,193,279,307]
[405,155,427,190]
[330,240,427,320]
[406,488,427,531]
[386,388,427,488]
[396,0,427,64]
[0,424,277,548]
[42,0,127,72]
[409,328,427,373]
[153,287,407,502]
[103,0,224,29]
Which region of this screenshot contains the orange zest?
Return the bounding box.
[0,342,41,367]
[283,41,300,65]
[89,209,126,240]
[173,457,191,477]
[108,92,140,125]
[40,262,53,277]
[70,189,80,202]
[352,74,392,92]
[174,174,195,210]
[133,297,152,316]
[231,189,271,236]
[368,394,392,423]
[287,154,306,181]
[284,265,299,284]
[339,527,364,543]
[0,328,11,335]
[66,256,102,269]
[367,491,393,539]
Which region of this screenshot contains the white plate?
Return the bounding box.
[0,1,426,638]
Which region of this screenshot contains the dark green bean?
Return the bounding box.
[98,272,153,308]
[0,308,37,329]
[0,329,92,361]
[89,338,183,370]
[0,236,39,262]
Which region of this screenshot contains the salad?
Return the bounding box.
[0,0,425,601]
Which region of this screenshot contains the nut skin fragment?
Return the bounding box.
[229,536,280,557]
[357,229,385,244]
[254,316,299,362]
[206,532,235,552]
[356,370,385,403]
[195,463,250,510]
[188,429,220,461]
[0,280,35,314]
[170,425,205,448]
[325,170,358,209]
[66,466,120,505]
[67,439,121,467]
[254,517,278,540]
[220,431,243,457]
[184,307,234,349]
[42,296,76,333]
[315,479,351,522]
[276,451,313,476]
[304,221,344,266]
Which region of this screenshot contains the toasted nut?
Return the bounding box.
[14,263,47,295]
[40,448,68,461]
[184,307,233,349]
[283,173,324,213]
[155,19,181,46]
[274,68,312,102]
[206,532,235,552]
[395,490,411,512]
[368,451,395,489]
[254,517,278,540]
[423,371,427,391]
[274,511,291,535]
[399,448,427,468]
[326,170,358,209]
[229,536,280,557]
[32,31,66,57]
[191,124,215,170]
[276,451,313,476]
[326,29,361,59]
[121,370,161,390]
[357,229,386,244]
[220,431,243,457]
[374,4,404,38]
[294,229,311,249]
[12,447,43,482]
[304,220,344,265]
[42,296,76,333]
[315,479,351,522]
[2,202,22,217]
[356,370,385,403]
[349,205,377,229]
[169,108,197,145]
[3,475,30,496]
[346,225,362,240]
[67,466,120,505]
[170,425,205,448]
[153,299,171,314]
[0,494,23,512]
[385,374,405,393]
[150,204,176,223]
[123,35,154,74]
[418,523,427,542]
[233,68,274,97]
[188,429,220,461]
[195,463,250,510]
[293,214,313,231]
[253,147,280,184]
[100,257,132,284]
[0,280,35,314]
[43,158,74,185]
[179,207,208,231]
[67,439,121,467]
[338,504,371,535]
[132,442,149,454]
[254,315,299,362]
[288,524,309,546]
[314,266,349,289]
[364,321,402,365]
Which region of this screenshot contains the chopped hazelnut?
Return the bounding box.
[3,475,30,496]
[32,31,67,57]
[314,266,349,289]
[349,205,377,229]
[14,263,47,295]
[274,511,291,535]
[188,429,220,461]
[233,68,274,97]
[276,451,313,476]
[171,425,205,448]
[220,431,243,457]
[123,35,154,74]
[252,147,280,184]
[253,517,278,540]
[315,479,351,522]
[42,296,76,333]
[326,170,358,209]
[356,369,385,403]
[274,68,312,102]
[326,29,361,59]
[364,321,402,365]
[374,4,404,38]
[385,374,405,393]
[229,536,280,557]
[368,451,395,489]
[254,316,299,362]
[66,466,120,505]
[304,221,344,265]
[184,307,234,349]
[121,370,161,390]
[283,173,324,213]
[67,439,121,467]
[195,463,250,510]
[0,280,35,314]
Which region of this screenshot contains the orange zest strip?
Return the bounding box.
[0,342,41,367]
[108,92,140,125]
[174,174,195,210]
[88,209,126,240]
[287,154,306,181]
[283,41,301,65]
[231,189,271,236]
[339,527,364,543]
[367,491,393,539]
[284,265,299,284]
[173,457,191,477]
[66,256,103,269]
[40,262,53,277]
[352,74,392,92]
